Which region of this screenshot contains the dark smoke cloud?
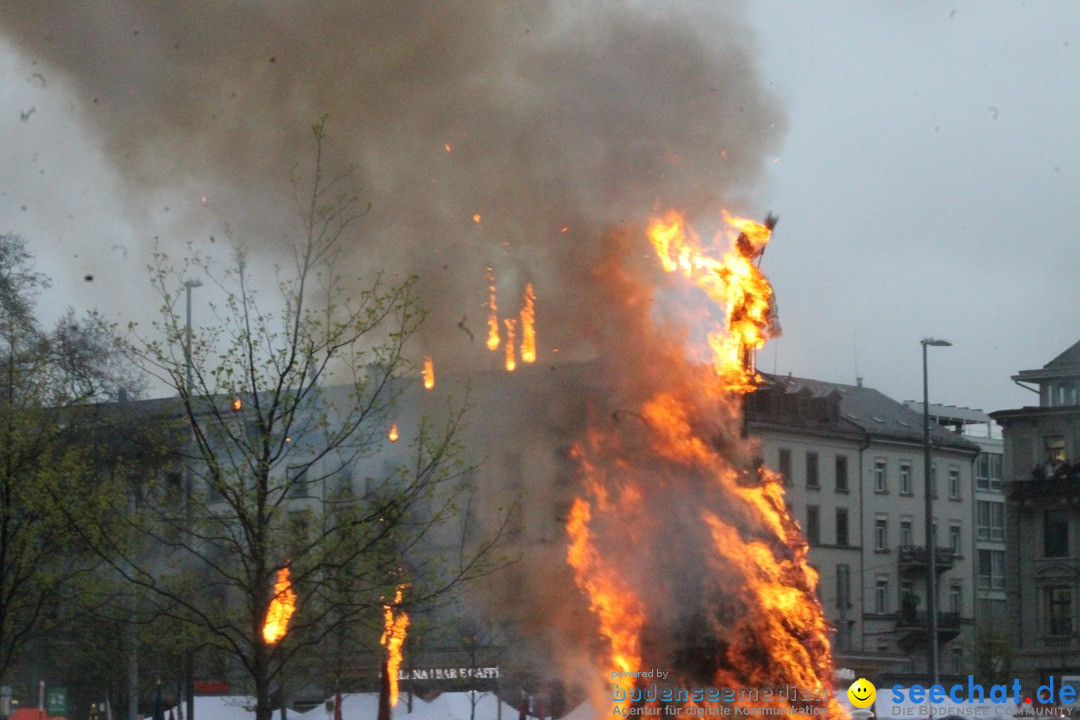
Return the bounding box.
[0,0,782,369]
[0,0,787,698]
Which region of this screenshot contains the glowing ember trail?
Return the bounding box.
[565,209,842,719]
[504,318,517,372]
[388,422,399,443]
[422,356,435,390]
[262,568,297,645]
[486,267,500,351]
[380,586,409,707]
[520,283,536,363]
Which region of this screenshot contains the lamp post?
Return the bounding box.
[922,337,951,686]
[462,632,478,720]
[183,278,202,720]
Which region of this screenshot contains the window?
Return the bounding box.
[899,462,912,495]
[948,468,961,500]
[875,460,887,493]
[1046,587,1073,636]
[806,451,820,489]
[1045,509,1069,558]
[836,564,851,609]
[806,505,820,546]
[1046,436,1066,463]
[835,455,849,493]
[875,518,888,551]
[875,578,889,614]
[950,524,962,554]
[287,465,310,498]
[977,453,1004,491]
[950,583,962,614]
[836,508,849,547]
[977,550,1005,590]
[900,520,913,548]
[976,501,1005,541]
[778,448,792,486]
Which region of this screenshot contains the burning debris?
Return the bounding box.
[486,267,500,352]
[521,283,537,364]
[380,586,409,708]
[262,567,296,645]
[423,356,435,390]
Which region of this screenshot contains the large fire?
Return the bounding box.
[262,567,297,645]
[381,586,410,707]
[565,210,842,718]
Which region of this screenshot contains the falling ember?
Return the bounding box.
[422,356,435,390]
[520,283,536,364]
[486,267,500,351]
[473,213,482,223]
[504,318,517,372]
[381,586,409,707]
[262,568,297,645]
[231,397,243,412]
[388,422,399,443]
[444,143,451,152]
[565,209,841,719]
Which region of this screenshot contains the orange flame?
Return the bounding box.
[520,283,536,364]
[565,210,842,718]
[647,210,777,392]
[262,567,297,645]
[381,586,409,707]
[504,318,517,372]
[422,356,435,390]
[486,267,500,351]
[388,422,399,443]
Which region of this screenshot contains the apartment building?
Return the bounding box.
[746,374,980,684]
[990,339,1080,689]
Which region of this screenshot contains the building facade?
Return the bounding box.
[991,340,1080,689]
[746,374,980,684]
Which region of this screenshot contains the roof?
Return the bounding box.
[751,373,980,453]
[1013,339,1080,383]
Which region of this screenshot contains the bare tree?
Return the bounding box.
[85,120,511,720]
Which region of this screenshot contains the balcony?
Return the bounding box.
[1006,477,1080,503]
[897,545,956,575]
[896,611,961,651]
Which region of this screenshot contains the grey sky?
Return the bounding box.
[1,1,1076,415]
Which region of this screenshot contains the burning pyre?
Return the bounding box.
[564,213,842,717]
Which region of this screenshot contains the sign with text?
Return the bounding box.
[398,666,500,681]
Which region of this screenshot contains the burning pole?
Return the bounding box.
[520,283,536,364]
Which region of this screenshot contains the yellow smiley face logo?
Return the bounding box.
[848,678,877,709]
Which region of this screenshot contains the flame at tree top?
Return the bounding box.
[565,209,842,719]
[262,567,297,645]
[381,586,409,707]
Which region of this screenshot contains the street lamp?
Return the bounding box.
[461,632,478,720]
[922,337,951,686]
[182,278,202,720]
[184,279,203,394]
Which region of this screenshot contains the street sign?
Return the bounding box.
[45,688,66,718]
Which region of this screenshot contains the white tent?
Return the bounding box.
[147,696,303,720]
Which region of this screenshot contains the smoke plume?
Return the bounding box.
[1,0,798,707]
